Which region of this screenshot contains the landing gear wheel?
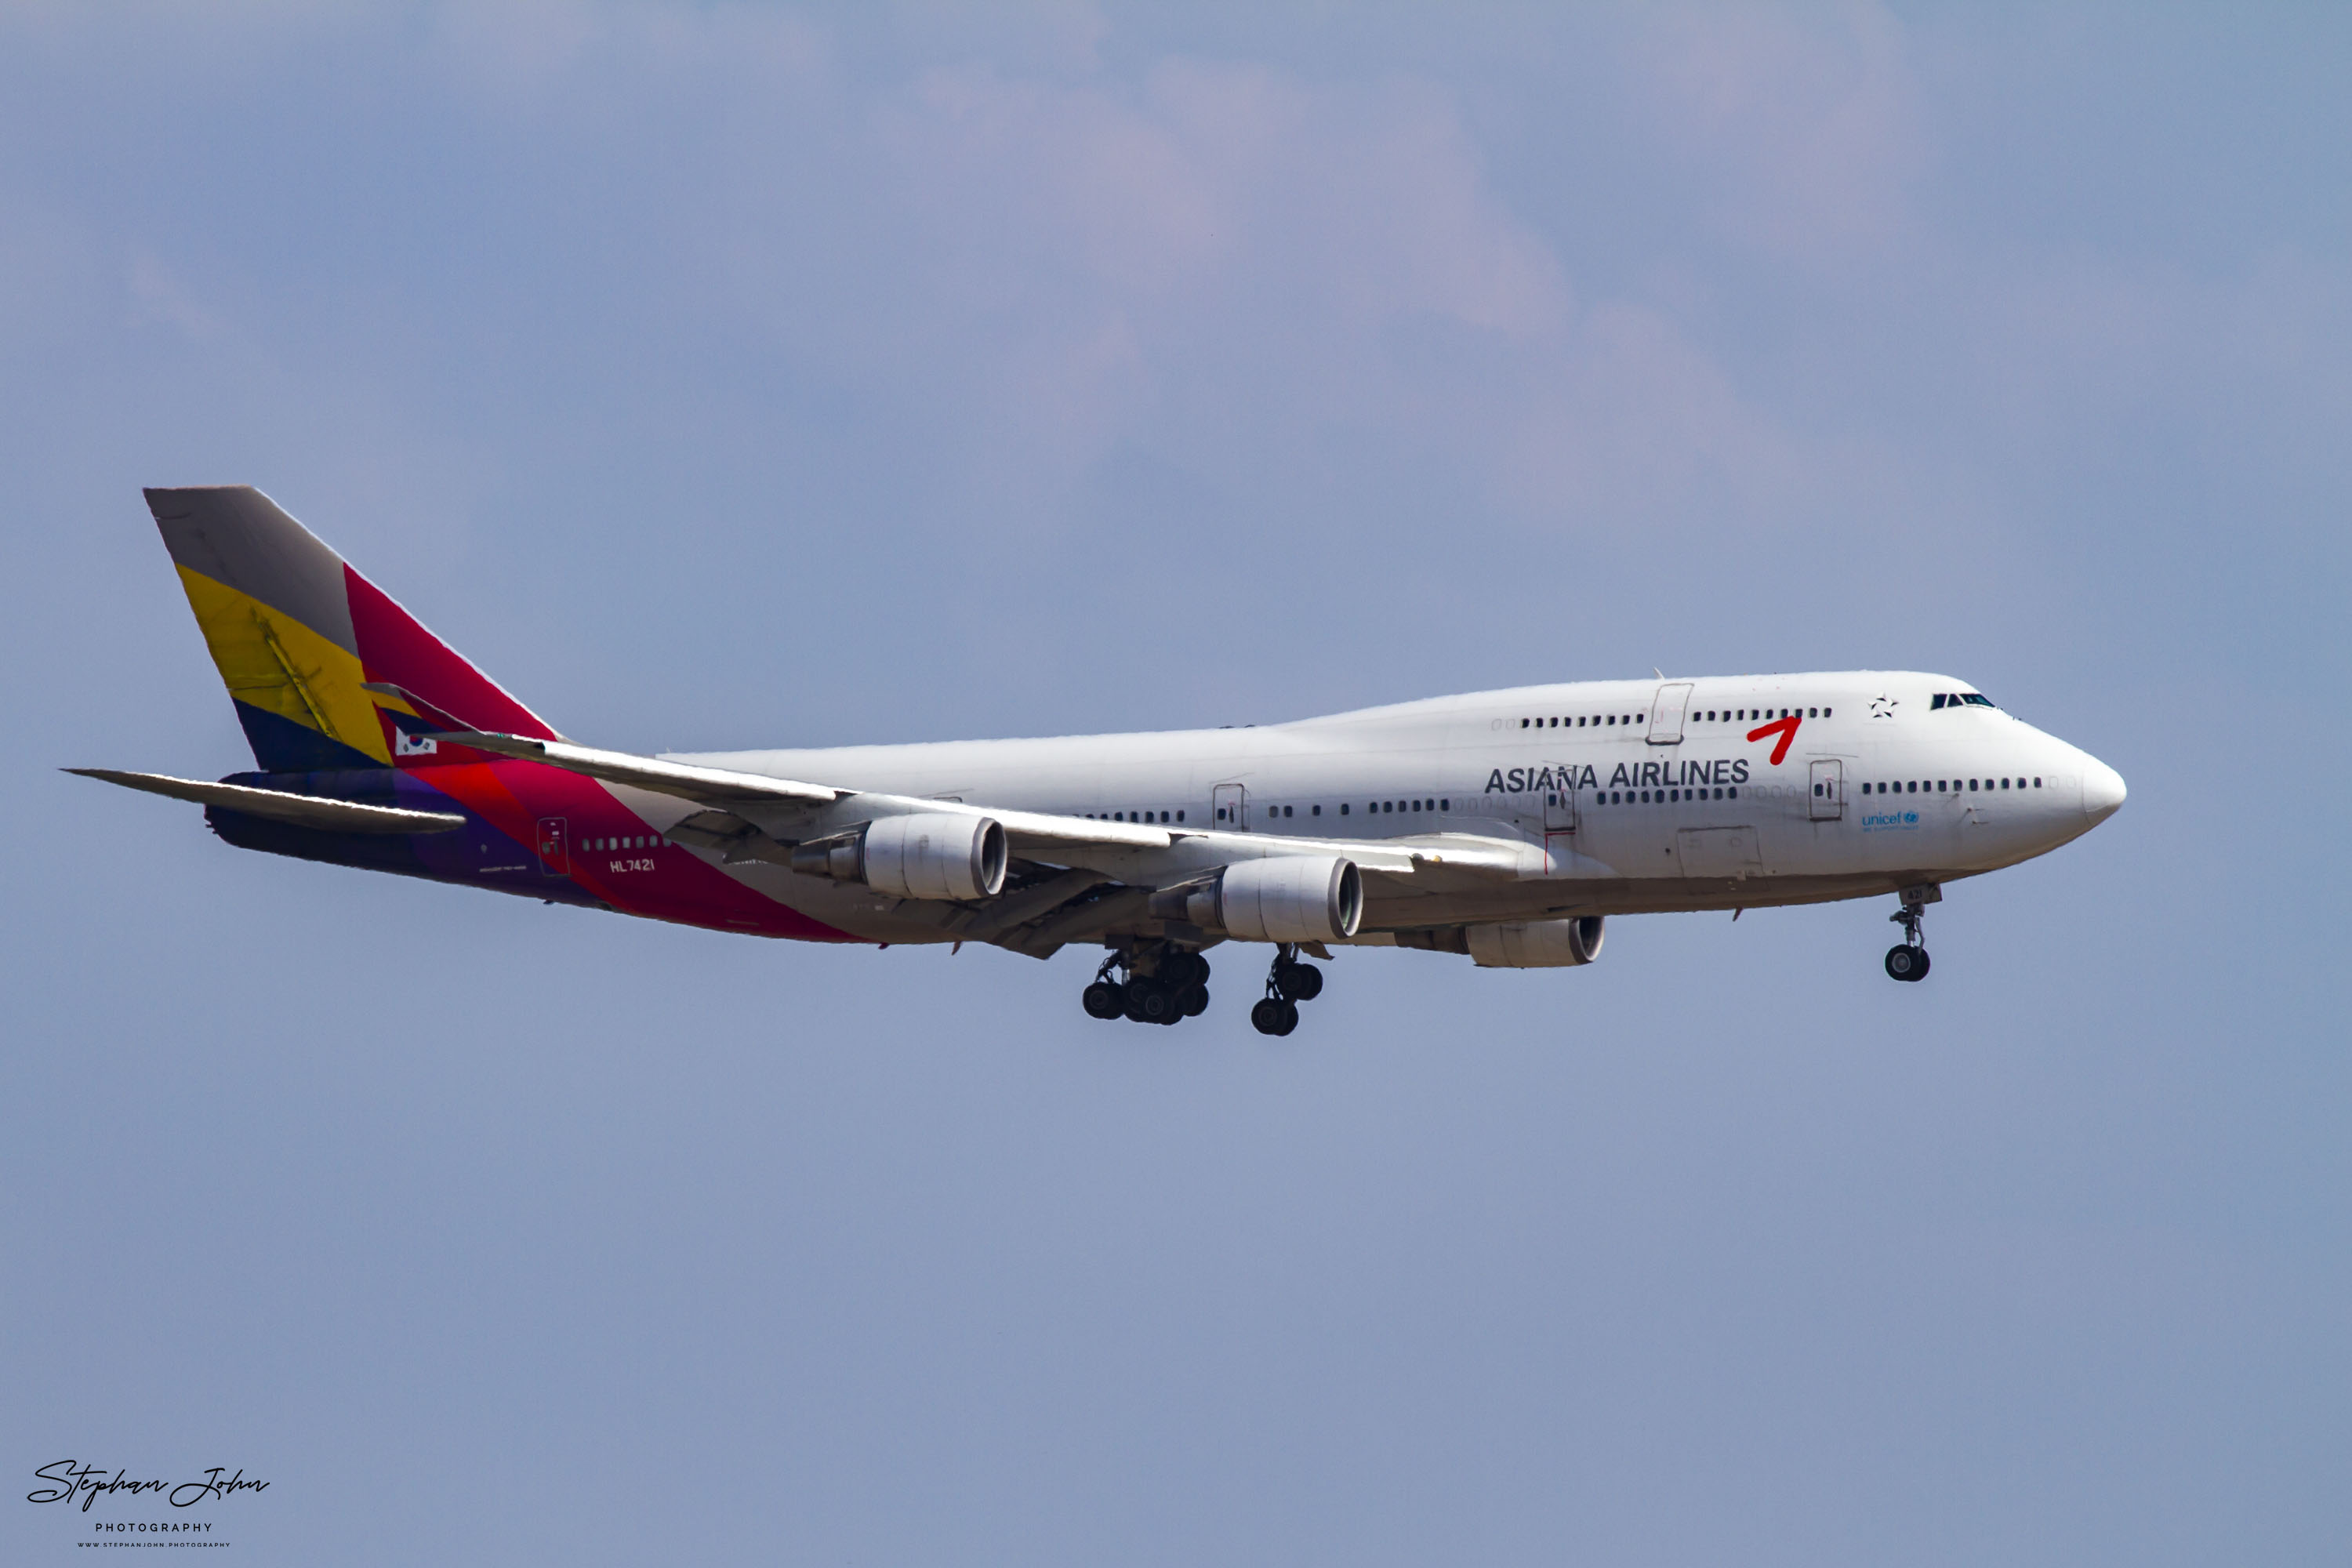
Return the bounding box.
[1176,985,1210,1018]
[1125,979,1177,1025]
[1250,997,1299,1036]
[1082,980,1127,1019]
[1163,951,1210,989]
[1273,960,1323,1002]
[1885,886,1939,984]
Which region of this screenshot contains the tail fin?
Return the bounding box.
[146,486,560,773]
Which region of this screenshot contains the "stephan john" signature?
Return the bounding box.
[27,1461,268,1511]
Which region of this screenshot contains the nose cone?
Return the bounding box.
[2082,757,2127,823]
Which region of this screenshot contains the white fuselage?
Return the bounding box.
[677,671,2125,946]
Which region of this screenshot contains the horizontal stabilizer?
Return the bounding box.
[67,768,466,834]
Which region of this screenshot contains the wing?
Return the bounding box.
[67,768,466,834]
[433,729,1539,953]
[434,728,1452,871]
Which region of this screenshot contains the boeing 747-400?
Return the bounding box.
[75,487,2126,1034]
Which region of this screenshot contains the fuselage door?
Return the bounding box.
[1543,785,1577,835]
[1809,759,1844,820]
[1543,784,1578,871]
[1212,782,1248,832]
[1648,683,1693,745]
[535,815,570,875]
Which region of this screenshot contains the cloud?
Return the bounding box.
[1635,2,1925,266]
[125,251,223,340]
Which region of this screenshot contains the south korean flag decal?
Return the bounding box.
[393,721,439,758]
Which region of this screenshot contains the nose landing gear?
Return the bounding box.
[1250,946,1325,1036]
[1884,883,1939,982]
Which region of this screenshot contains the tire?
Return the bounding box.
[1082,981,1126,1020]
[1250,997,1286,1035]
[1165,952,1209,989]
[1276,961,1323,1002]
[1884,946,1929,982]
[1272,1000,1300,1036]
[1176,984,1209,1018]
[1127,980,1175,1024]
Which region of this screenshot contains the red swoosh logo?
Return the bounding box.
[1748,714,1801,764]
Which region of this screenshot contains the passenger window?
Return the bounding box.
[1311,804,1320,815]
[1283,805,1294,818]
[1808,707,1817,717]
[1340,804,1349,815]
[1606,715,1614,725]
[1440,799,1450,810]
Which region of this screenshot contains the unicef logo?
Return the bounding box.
[1861,811,1922,830]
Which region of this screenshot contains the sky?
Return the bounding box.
[3,3,2347,1563]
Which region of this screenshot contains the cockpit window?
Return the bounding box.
[1930,691,1998,710]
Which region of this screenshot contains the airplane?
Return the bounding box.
[76,486,2126,1035]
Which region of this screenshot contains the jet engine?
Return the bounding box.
[789,813,1007,902]
[1154,855,1364,943]
[1465,916,1605,967]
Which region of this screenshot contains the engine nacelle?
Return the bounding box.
[1465,916,1604,967]
[790,813,1007,902]
[1172,855,1363,943]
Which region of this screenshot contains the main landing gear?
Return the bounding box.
[1249,946,1325,1036]
[1884,883,1940,982]
[1082,944,1211,1028]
